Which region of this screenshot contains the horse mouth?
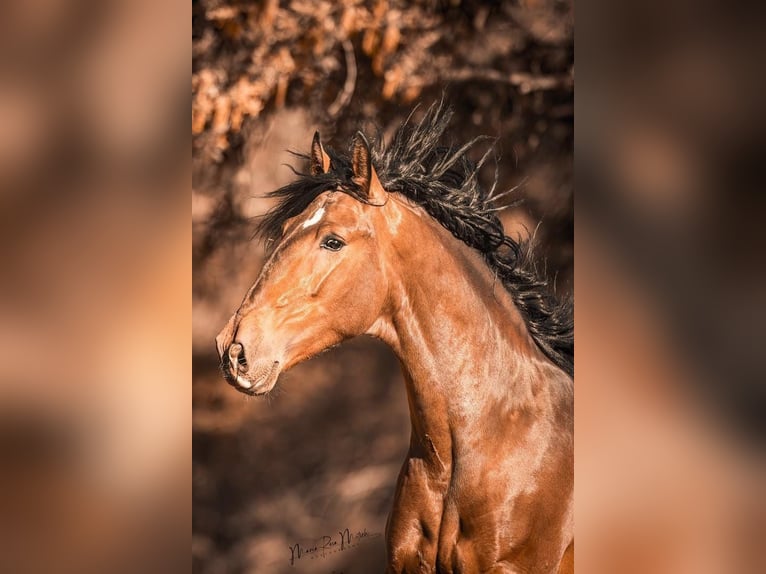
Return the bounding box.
[222,360,281,396]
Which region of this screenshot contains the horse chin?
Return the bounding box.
[234,360,281,396]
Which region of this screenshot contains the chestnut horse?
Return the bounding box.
[216,104,573,573]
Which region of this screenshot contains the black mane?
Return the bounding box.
[257,102,573,377]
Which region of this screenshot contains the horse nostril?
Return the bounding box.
[228,343,248,370]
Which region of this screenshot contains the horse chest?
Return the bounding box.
[389,458,569,574]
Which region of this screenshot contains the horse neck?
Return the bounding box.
[370,210,566,461]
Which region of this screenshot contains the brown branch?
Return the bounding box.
[328,38,357,117]
[445,69,573,94]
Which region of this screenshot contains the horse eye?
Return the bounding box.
[320,236,345,251]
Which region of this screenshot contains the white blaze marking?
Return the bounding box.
[302,206,325,228]
[236,375,252,389]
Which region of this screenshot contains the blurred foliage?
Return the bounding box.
[192,0,573,159]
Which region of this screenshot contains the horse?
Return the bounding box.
[215,103,574,574]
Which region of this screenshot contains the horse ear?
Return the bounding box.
[351,131,385,203]
[310,131,331,175]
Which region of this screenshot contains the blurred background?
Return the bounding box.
[192,1,572,572]
[0,1,188,573]
[576,1,766,572]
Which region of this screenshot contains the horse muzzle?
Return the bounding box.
[216,311,286,395]
[221,342,281,395]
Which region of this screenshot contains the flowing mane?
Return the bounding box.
[257,102,573,377]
